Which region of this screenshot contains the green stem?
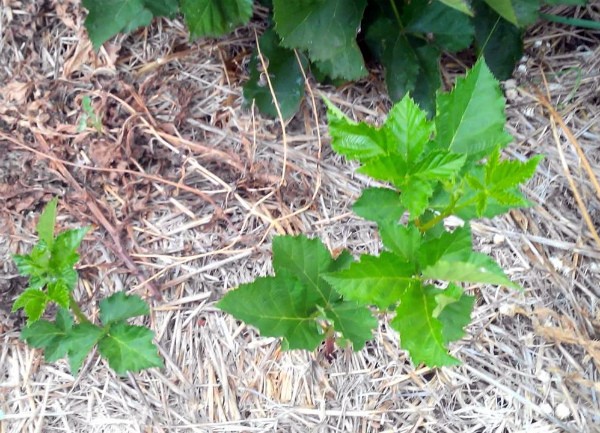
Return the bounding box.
[69,293,91,324]
[540,13,600,30]
[389,0,404,30]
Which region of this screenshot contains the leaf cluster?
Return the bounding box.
[218,59,542,367]
[12,199,162,375]
[81,0,586,118]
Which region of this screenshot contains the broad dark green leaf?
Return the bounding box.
[482,0,540,26]
[474,1,523,80]
[83,0,179,49]
[392,284,460,366]
[12,288,49,323]
[68,323,106,374]
[325,98,388,162]
[379,223,422,263]
[98,322,163,374]
[273,0,367,80]
[243,29,308,119]
[181,0,253,38]
[324,252,416,309]
[36,198,57,248]
[435,59,512,158]
[218,276,324,350]
[436,284,476,343]
[405,0,475,52]
[418,226,473,269]
[20,309,74,362]
[325,301,376,350]
[436,0,473,15]
[272,235,340,305]
[99,292,150,325]
[365,18,441,114]
[352,188,405,224]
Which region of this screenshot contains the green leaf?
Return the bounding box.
[436,0,473,15]
[392,283,460,367]
[82,0,179,49]
[98,322,163,374]
[352,188,405,224]
[218,276,324,350]
[383,95,434,164]
[12,288,49,323]
[379,223,422,263]
[99,292,150,325]
[13,243,51,288]
[435,59,512,158]
[67,323,106,374]
[36,198,57,248]
[365,18,441,114]
[324,252,416,309]
[325,301,376,350]
[272,235,340,305]
[418,226,473,268]
[181,0,253,38]
[405,0,475,52]
[325,98,388,162]
[49,227,90,271]
[474,1,523,80]
[20,309,74,362]
[243,29,308,119]
[436,285,475,343]
[482,0,540,27]
[273,0,367,80]
[423,251,520,289]
[47,280,70,309]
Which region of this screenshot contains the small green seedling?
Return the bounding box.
[77,96,103,133]
[218,59,542,367]
[12,198,163,375]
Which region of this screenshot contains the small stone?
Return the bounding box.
[493,234,505,245]
[539,403,553,415]
[555,403,571,420]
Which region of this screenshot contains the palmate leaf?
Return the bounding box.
[324,301,376,350]
[12,288,49,324]
[20,308,73,362]
[392,283,461,367]
[378,223,422,263]
[181,0,253,39]
[218,276,325,350]
[82,0,179,49]
[473,1,523,80]
[435,59,512,159]
[99,292,150,325]
[219,235,370,350]
[352,188,405,224]
[243,29,308,119]
[273,0,367,80]
[98,322,163,375]
[324,252,416,309]
[482,0,540,27]
[67,323,106,373]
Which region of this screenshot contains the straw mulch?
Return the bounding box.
[1,1,599,432]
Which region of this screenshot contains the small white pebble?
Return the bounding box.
[534,40,543,48]
[517,64,527,74]
[536,370,551,383]
[555,403,571,420]
[499,303,516,317]
[493,234,505,245]
[539,403,553,415]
